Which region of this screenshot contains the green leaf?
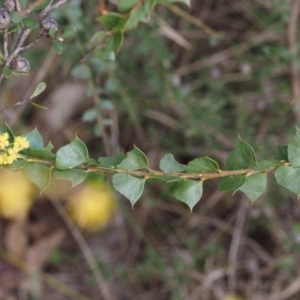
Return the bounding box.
[85,172,106,184]
[159,154,185,172]
[218,175,246,194]
[60,27,76,39]
[239,173,267,202]
[157,0,190,5]
[275,145,288,161]
[53,169,87,187]
[22,18,38,29]
[169,179,202,211]
[98,13,122,30]
[107,31,124,53]
[23,163,51,193]
[186,157,219,173]
[2,66,12,78]
[253,160,283,171]
[30,82,46,99]
[98,153,126,168]
[52,40,63,54]
[125,6,150,29]
[71,64,91,80]
[288,128,300,167]
[275,166,300,196]
[226,136,257,170]
[112,173,145,206]
[87,32,107,50]
[118,146,149,170]
[22,142,56,160]
[11,12,23,23]
[49,27,56,38]
[23,128,44,149]
[55,137,89,170]
[117,0,140,13]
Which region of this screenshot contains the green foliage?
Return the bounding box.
[1,121,300,209]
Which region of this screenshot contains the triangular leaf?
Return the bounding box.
[275,166,300,196]
[239,173,267,202]
[60,27,76,39]
[23,162,51,193]
[55,137,89,170]
[186,157,219,173]
[112,173,145,206]
[118,146,149,170]
[98,153,126,168]
[53,169,88,187]
[169,179,202,211]
[22,142,56,160]
[23,128,44,149]
[218,175,246,194]
[159,154,185,172]
[253,160,283,172]
[226,136,257,170]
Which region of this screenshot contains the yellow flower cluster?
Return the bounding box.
[0,133,30,165]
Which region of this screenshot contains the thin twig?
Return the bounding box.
[50,198,114,300]
[3,27,8,59]
[19,35,47,51]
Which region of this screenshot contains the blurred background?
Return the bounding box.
[0,0,300,299]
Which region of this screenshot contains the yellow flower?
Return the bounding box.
[0,153,9,165]
[6,153,18,164]
[0,132,9,150]
[67,183,116,232]
[0,169,35,219]
[13,136,30,151]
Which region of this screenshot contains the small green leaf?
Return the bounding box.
[288,128,300,167]
[23,163,51,193]
[86,172,106,184]
[52,40,63,54]
[169,179,202,211]
[30,82,46,99]
[98,153,126,168]
[275,145,288,161]
[23,128,44,149]
[49,27,56,38]
[22,142,56,160]
[60,27,76,39]
[12,12,23,23]
[71,64,91,80]
[125,6,149,29]
[159,154,185,172]
[218,175,246,194]
[157,0,190,5]
[2,66,12,78]
[186,157,219,173]
[98,13,122,30]
[226,136,257,170]
[112,173,145,206]
[239,173,267,202]
[107,31,124,53]
[275,166,300,196]
[253,160,283,171]
[22,18,38,29]
[55,137,89,170]
[118,146,149,170]
[53,169,88,187]
[117,0,140,13]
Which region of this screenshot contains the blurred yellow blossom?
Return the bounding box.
[67,183,116,232]
[0,169,35,219]
[13,136,30,151]
[224,295,246,300]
